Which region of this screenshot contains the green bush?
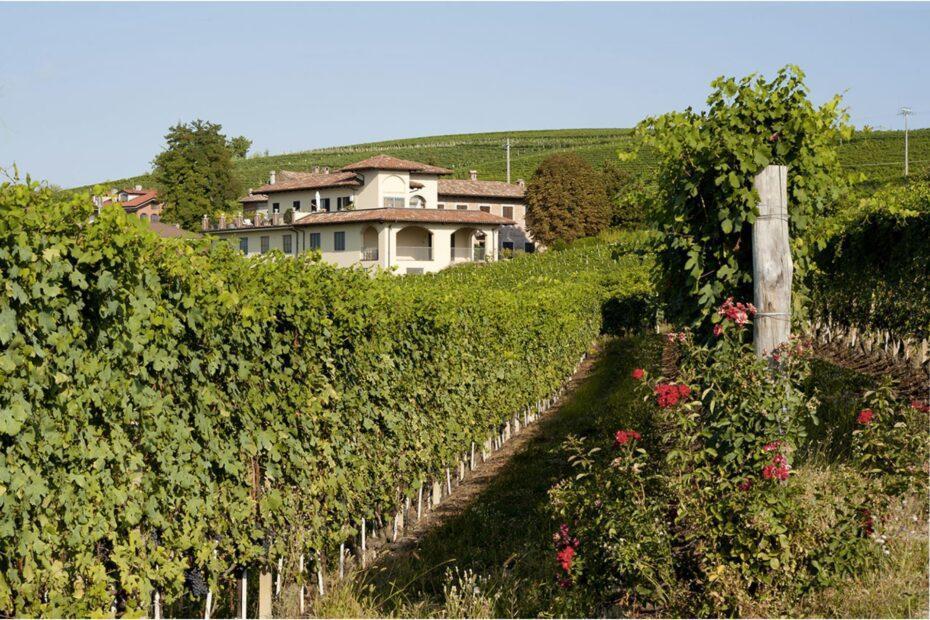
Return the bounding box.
[548,306,882,616]
[0,177,652,616]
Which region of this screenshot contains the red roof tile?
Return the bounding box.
[340,155,452,175]
[438,179,525,200]
[252,171,361,194]
[210,208,513,232]
[120,189,159,208]
[147,221,201,239]
[239,193,269,203]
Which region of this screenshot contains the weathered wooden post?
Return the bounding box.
[752,165,792,358]
[258,570,273,618]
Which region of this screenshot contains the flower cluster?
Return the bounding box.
[762,452,791,482]
[654,382,691,408]
[614,429,642,447]
[665,331,687,343]
[553,523,579,588]
[763,440,782,452]
[857,408,874,426]
[738,478,753,492]
[716,297,757,332]
[910,399,930,414]
[631,368,645,381]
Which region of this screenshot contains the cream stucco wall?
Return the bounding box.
[212,220,498,274]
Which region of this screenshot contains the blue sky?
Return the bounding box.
[1,2,928,187]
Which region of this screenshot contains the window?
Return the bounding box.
[239,237,249,253]
[337,196,351,210]
[283,234,293,254]
[456,204,468,211]
[151,214,160,223]
[272,203,280,214]
[503,241,514,251]
[479,205,491,213]
[383,196,405,209]
[502,206,514,219]
[293,200,301,211]
[321,198,331,212]
[406,267,424,275]
[524,242,535,253]
[437,203,445,210]
[260,236,270,254]
[140,214,149,221]
[309,232,321,250]
[409,195,426,209]
[334,231,346,251]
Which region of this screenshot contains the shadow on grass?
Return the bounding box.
[357,335,658,617]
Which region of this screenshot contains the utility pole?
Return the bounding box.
[899,107,912,177]
[506,138,511,184]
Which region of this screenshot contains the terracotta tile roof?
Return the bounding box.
[120,189,159,209]
[239,193,269,203]
[340,155,452,175]
[253,171,362,194]
[147,221,201,239]
[210,208,513,233]
[293,208,513,226]
[438,179,525,200]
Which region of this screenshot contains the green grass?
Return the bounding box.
[71,126,930,195]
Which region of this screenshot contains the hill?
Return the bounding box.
[74,127,930,195]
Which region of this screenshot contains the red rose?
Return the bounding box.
[632,368,644,380]
[557,545,575,572]
[857,408,874,425]
[713,324,724,337]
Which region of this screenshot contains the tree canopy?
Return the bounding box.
[153,120,241,229]
[525,153,610,247]
[228,135,252,158]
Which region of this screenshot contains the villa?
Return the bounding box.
[203,155,532,274]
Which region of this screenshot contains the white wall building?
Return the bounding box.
[205,155,524,274]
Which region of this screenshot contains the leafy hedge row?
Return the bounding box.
[812,180,930,338]
[0,179,652,616]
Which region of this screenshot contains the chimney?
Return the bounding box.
[269,171,276,185]
[134,184,142,191]
[201,214,209,231]
[469,170,478,181]
[248,188,253,196]
[322,166,330,174]
[517,178,525,189]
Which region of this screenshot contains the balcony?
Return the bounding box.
[451,247,487,262]
[361,247,379,261]
[396,245,433,261]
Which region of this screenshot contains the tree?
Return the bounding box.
[153,120,240,229]
[228,135,252,158]
[525,153,610,247]
[602,162,648,229]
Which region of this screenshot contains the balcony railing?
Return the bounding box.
[451,247,487,262]
[361,247,379,261]
[396,245,433,261]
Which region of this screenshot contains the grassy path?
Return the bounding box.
[311,336,658,617]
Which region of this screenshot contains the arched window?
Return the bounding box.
[409,195,426,209]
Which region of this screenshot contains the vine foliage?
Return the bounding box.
[637,65,851,328]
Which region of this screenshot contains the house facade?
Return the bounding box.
[98,186,165,222]
[204,155,519,274]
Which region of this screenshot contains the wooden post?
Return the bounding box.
[752,165,792,358]
[154,590,162,620]
[258,570,273,618]
[299,554,305,616]
[239,572,248,620]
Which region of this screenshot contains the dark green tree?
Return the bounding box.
[228,135,252,158]
[153,120,240,229]
[601,161,648,229]
[525,153,610,247]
